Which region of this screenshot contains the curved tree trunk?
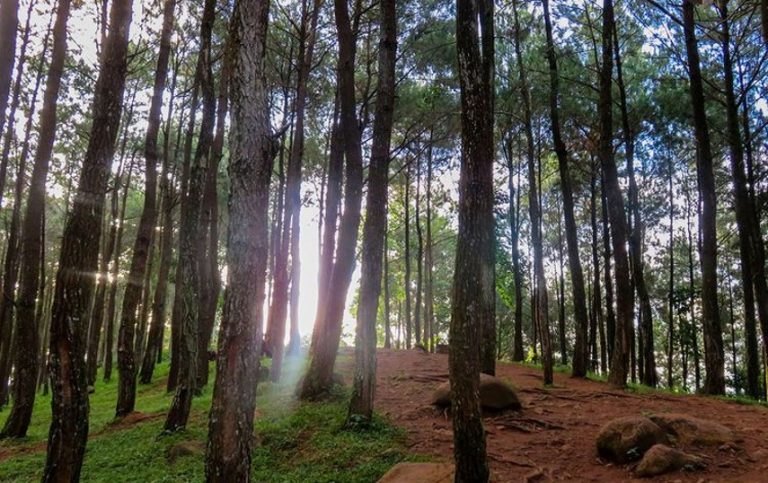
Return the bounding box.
[116,0,176,418]
[0,0,19,150]
[267,0,321,377]
[541,0,588,378]
[0,0,51,438]
[165,0,216,431]
[43,0,133,478]
[299,0,365,401]
[347,0,396,422]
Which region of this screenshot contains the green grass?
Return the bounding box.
[0,360,411,482]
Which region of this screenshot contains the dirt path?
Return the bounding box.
[352,348,768,482]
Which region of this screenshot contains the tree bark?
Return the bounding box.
[403,164,412,349]
[590,164,606,374]
[102,154,135,382]
[205,0,272,478]
[347,0,396,423]
[681,0,724,395]
[311,101,342,353]
[667,162,675,389]
[196,36,230,389]
[0,0,53,438]
[505,141,524,362]
[424,134,436,353]
[598,0,633,388]
[0,0,48,407]
[168,73,200,391]
[450,0,494,478]
[613,23,655,387]
[0,0,19,148]
[720,0,765,400]
[298,0,365,400]
[86,156,123,386]
[541,0,588,378]
[116,0,176,418]
[165,0,216,431]
[43,0,133,478]
[267,0,321,377]
[0,0,37,209]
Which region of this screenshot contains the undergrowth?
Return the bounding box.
[0,359,410,482]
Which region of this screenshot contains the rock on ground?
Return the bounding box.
[635,444,705,477]
[378,463,454,482]
[596,416,669,463]
[432,373,522,411]
[649,413,734,447]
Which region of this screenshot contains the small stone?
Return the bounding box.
[635,444,705,477]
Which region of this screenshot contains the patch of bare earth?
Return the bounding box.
[341,348,768,482]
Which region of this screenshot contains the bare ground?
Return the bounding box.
[348,348,768,482]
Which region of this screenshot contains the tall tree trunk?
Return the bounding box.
[311,100,342,353]
[681,0,724,395]
[267,0,321,376]
[591,164,606,374]
[598,0,633,388]
[196,37,230,389]
[102,155,135,382]
[298,0,365,400]
[451,0,494,477]
[686,184,701,391]
[506,145,523,362]
[538,0,566,383]
[168,73,200,391]
[415,157,424,349]
[720,0,765,400]
[602,178,616,367]
[383,229,392,349]
[43,0,133,479]
[614,23,655,387]
[347,0,396,422]
[667,162,675,389]
[165,0,216,431]
[557,202,567,366]
[139,185,174,383]
[425,135,435,352]
[86,157,124,386]
[541,0,588,378]
[0,0,37,209]
[205,0,272,478]
[134,235,155,371]
[403,165,412,349]
[0,0,19,146]
[0,0,52,438]
[0,1,49,406]
[116,0,176,418]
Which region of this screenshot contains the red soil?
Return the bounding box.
[360,348,768,482]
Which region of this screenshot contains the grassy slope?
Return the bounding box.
[0,360,410,482]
